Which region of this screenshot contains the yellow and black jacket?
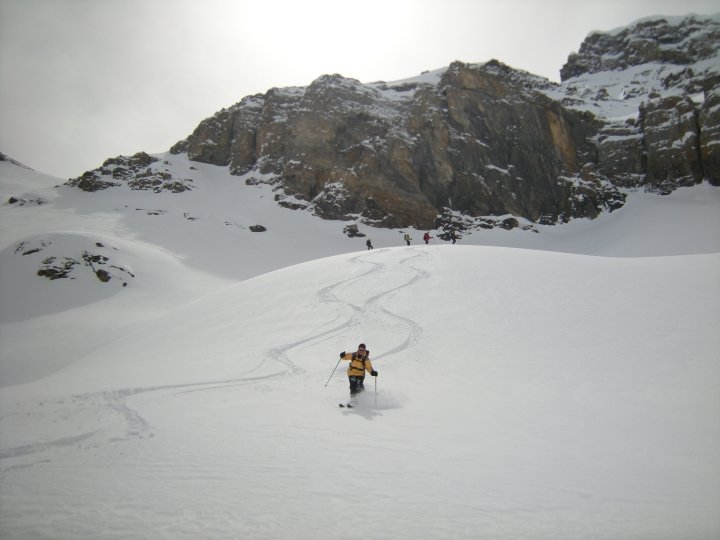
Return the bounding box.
[341,352,374,378]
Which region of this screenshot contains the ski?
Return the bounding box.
[338,403,354,408]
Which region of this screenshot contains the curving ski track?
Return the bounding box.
[0,247,430,463]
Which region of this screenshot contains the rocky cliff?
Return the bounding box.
[559,14,720,195]
[72,14,720,231]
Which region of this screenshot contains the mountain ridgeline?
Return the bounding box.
[72,15,720,231]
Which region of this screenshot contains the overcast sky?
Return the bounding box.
[1,0,718,179]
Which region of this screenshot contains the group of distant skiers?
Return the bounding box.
[365,229,459,250]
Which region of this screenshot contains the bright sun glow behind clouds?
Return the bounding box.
[1,0,718,179]
[207,0,431,84]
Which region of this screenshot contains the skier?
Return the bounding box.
[423,231,433,244]
[339,343,377,400]
[403,233,412,246]
[366,238,374,250]
[450,229,459,244]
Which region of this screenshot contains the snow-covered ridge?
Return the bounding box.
[605,12,720,38]
[0,152,33,170]
[554,13,720,119]
[566,13,720,74]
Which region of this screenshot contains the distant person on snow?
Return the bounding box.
[451,230,459,244]
[404,233,412,246]
[339,343,377,398]
[423,231,433,244]
[366,238,373,250]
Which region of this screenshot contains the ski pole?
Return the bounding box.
[324,358,342,387]
[374,376,377,406]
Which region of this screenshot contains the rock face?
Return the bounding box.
[560,16,720,80]
[641,95,704,193]
[561,15,720,191]
[170,63,627,229]
[699,85,720,183]
[71,15,719,231]
[67,152,194,194]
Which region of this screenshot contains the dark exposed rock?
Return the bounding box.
[560,16,720,81]
[67,152,193,194]
[7,196,47,206]
[277,200,308,210]
[20,238,135,286]
[249,225,267,232]
[640,95,704,192]
[70,170,120,192]
[95,269,111,283]
[563,15,720,191]
[343,224,365,237]
[433,207,539,234]
[170,60,622,228]
[596,128,645,188]
[37,257,78,280]
[699,85,720,186]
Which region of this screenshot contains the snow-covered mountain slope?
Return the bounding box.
[1,152,719,385]
[2,13,719,536]
[1,244,718,539]
[548,13,720,120]
[1,141,719,538]
[0,153,60,201]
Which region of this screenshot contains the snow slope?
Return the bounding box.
[1,246,719,539]
[0,154,60,201]
[1,156,719,539]
[3,152,718,386]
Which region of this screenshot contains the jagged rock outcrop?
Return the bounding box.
[699,85,720,185]
[560,16,720,81]
[595,119,645,187]
[435,62,622,224]
[14,237,134,286]
[67,152,194,193]
[641,95,704,193]
[169,62,626,228]
[561,15,720,189]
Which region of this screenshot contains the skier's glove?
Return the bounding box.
[340,351,345,358]
[371,370,378,377]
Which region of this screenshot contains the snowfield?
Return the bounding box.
[1,154,719,538]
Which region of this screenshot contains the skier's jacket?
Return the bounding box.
[341,351,374,378]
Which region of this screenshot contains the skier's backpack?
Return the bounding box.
[351,351,370,372]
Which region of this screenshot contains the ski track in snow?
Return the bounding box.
[0,247,430,464]
[1,247,718,538]
[236,247,428,378]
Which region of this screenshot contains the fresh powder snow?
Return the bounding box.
[1,154,719,539]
